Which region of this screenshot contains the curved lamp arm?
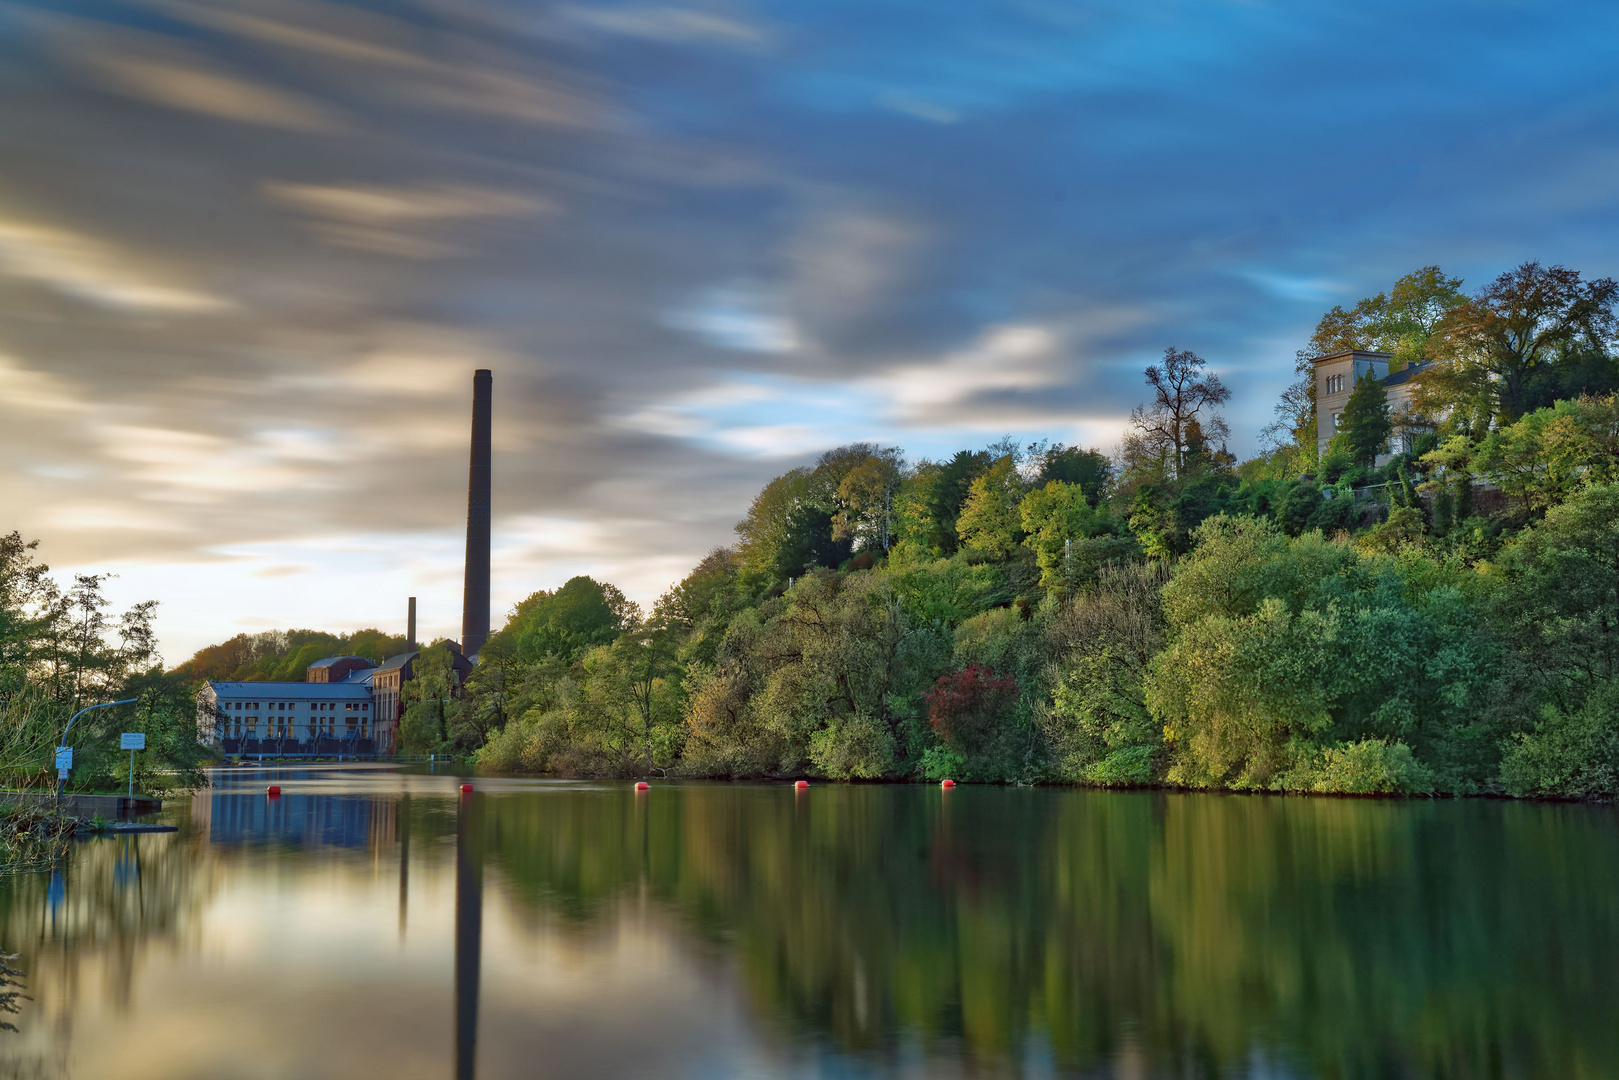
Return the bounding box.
[60,697,138,748]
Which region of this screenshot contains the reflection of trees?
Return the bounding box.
[479,786,1619,1078]
[0,824,220,1062]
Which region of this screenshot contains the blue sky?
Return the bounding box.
[1,0,1618,657]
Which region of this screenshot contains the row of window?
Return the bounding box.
[1324,373,1347,394]
[222,700,367,711]
[225,719,370,738]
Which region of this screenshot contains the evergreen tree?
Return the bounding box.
[1334,370,1393,467]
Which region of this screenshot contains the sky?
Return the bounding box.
[3,0,1619,662]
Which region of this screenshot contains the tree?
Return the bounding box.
[1129,347,1231,479]
[1031,443,1112,506]
[735,445,878,578]
[735,467,814,577]
[1488,482,1619,715]
[1307,266,1467,368]
[955,455,1025,558]
[1331,369,1393,467]
[400,641,463,752]
[1419,261,1619,424]
[1043,562,1168,784]
[832,448,904,553]
[1019,481,1139,593]
[1466,396,1617,516]
[895,449,992,555]
[506,576,638,664]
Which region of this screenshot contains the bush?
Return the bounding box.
[808,713,894,779]
[924,665,1017,755]
[1500,680,1619,797]
[1287,739,1435,795]
[1082,745,1157,787]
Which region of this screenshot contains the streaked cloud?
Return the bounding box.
[264,181,550,257]
[79,42,340,132]
[0,219,231,312]
[1,0,1616,658]
[559,4,767,46]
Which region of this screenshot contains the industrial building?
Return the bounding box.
[196,368,494,759]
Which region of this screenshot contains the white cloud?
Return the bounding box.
[865,323,1062,419]
[0,218,231,313]
[84,51,339,132]
[0,354,92,415]
[559,5,766,46]
[664,283,801,354]
[263,181,551,258]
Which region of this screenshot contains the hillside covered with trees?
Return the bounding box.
[23,258,1611,799]
[387,260,1619,798]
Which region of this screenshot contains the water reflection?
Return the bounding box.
[0,770,1616,1079]
[455,792,482,1080]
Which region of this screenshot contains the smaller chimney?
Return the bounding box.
[407,597,417,652]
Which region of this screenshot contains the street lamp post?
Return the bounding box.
[55,698,137,810]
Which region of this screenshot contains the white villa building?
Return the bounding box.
[1313,349,1433,463]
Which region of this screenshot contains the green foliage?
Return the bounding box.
[1145,516,1493,792]
[1308,265,1466,369]
[504,576,638,664]
[0,535,213,794]
[955,455,1025,558]
[173,627,407,682]
[1487,482,1619,721]
[399,642,464,754]
[1019,481,1138,593]
[896,450,992,556]
[1500,677,1619,797]
[1417,261,1619,425]
[1031,443,1112,504]
[1331,369,1393,467]
[1469,393,1619,516]
[401,360,1619,799]
[1082,744,1157,787]
[1042,563,1166,783]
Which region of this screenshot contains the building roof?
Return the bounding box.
[337,668,376,685]
[1380,361,1430,387]
[1311,349,1393,366]
[376,651,419,672]
[306,655,374,670]
[205,681,371,698]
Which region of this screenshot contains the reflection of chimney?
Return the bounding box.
[454,793,483,1080]
[407,597,417,652]
[462,369,492,658]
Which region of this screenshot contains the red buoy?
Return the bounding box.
[266,785,281,797]
[940,779,956,789]
[794,780,809,789]
[460,783,474,794]
[635,781,650,791]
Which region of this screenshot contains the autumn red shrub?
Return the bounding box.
[924,665,1018,753]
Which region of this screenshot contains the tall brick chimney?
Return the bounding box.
[407,596,417,652]
[462,370,492,658]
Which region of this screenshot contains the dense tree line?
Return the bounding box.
[173,628,409,683]
[452,260,1619,796]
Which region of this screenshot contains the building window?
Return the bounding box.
[1332,411,1342,430]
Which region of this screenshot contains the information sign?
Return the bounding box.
[120,732,146,751]
[54,746,72,770]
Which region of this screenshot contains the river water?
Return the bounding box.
[2,766,1616,1079]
